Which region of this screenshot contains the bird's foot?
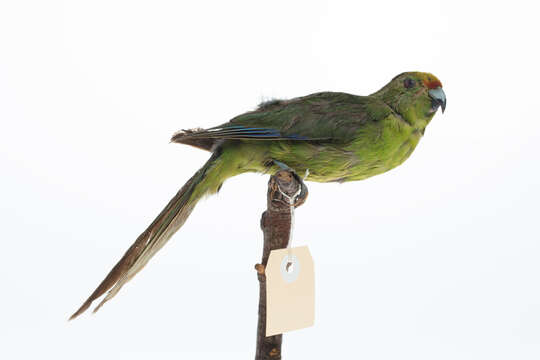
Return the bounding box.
[270,160,309,208]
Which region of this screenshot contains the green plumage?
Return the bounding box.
[71,71,446,319]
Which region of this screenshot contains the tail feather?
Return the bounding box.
[70,151,223,320]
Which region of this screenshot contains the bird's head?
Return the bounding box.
[374,71,446,130]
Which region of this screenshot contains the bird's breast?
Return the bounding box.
[337,124,423,182]
[248,122,423,183]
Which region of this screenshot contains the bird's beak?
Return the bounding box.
[428,87,446,113]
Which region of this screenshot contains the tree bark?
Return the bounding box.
[255,170,307,360]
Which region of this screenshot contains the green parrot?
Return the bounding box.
[70,71,446,319]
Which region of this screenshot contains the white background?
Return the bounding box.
[1,1,539,359]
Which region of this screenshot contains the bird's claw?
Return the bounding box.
[290,171,308,208]
[273,170,308,207]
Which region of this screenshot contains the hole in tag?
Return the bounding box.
[280,254,300,283]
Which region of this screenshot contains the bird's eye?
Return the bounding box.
[404,78,415,89]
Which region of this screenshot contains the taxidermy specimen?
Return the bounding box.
[70,71,446,319]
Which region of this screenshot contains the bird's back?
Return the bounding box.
[173,91,391,151]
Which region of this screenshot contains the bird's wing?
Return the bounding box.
[172,92,390,148]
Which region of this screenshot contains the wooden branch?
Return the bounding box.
[255,170,308,360]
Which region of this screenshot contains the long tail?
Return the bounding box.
[70,150,227,320]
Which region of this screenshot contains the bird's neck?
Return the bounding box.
[372,88,435,133]
[402,109,435,133]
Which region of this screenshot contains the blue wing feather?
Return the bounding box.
[194,125,307,140]
[171,125,313,147]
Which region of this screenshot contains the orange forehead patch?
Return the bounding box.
[419,73,442,89]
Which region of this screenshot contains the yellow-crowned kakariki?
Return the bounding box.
[70,71,446,319]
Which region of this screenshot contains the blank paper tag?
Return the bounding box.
[266,246,314,336]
